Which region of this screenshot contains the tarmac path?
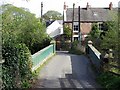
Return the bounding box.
[33,51,101,89]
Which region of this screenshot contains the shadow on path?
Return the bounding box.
[59,54,101,88]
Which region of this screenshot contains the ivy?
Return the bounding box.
[2,43,33,89]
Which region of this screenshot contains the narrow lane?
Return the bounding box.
[33,51,101,88]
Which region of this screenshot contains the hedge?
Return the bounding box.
[2,43,33,89]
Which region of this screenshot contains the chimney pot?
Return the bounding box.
[64,2,67,10]
[86,2,89,10]
[109,2,113,10]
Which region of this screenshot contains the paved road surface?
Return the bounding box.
[33,51,101,88]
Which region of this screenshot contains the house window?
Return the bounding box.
[99,23,104,30]
[74,25,79,31]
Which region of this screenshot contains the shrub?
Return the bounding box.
[96,72,120,89]
[69,41,84,55]
[2,43,33,89]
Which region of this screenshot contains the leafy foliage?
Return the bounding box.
[100,19,119,59]
[96,72,120,89]
[88,23,101,41]
[64,25,71,39]
[2,4,51,54]
[43,10,63,20]
[90,13,120,89]
[2,42,32,89]
[69,41,84,55]
[1,4,52,89]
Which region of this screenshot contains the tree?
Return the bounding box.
[64,25,71,39]
[1,4,52,89]
[87,23,101,47]
[100,16,119,60]
[43,10,63,20]
[2,4,50,54]
[89,23,101,39]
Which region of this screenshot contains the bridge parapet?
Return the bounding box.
[86,41,101,69]
[31,41,56,71]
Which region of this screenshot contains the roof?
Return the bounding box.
[65,8,118,22]
[46,20,63,38]
[46,20,55,27]
[46,20,63,27]
[56,20,63,25]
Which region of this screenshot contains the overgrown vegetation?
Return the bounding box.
[2,42,33,88]
[96,72,120,89]
[87,12,120,89]
[69,41,84,55]
[2,4,51,54]
[63,25,71,39]
[1,4,51,89]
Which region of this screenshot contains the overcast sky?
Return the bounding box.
[1,0,120,17]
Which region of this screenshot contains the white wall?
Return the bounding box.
[46,20,63,38]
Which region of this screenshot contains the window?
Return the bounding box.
[99,23,104,30]
[74,25,79,31]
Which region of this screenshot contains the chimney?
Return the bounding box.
[64,2,67,10]
[41,2,43,22]
[86,2,90,10]
[63,2,67,21]
[109,2,113,10]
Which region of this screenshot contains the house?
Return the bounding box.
[46,20,63,38]
[46,20,64,50]
[63,2,118,41]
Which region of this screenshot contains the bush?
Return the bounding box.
[96,72,120,89]
[30,37,52,54]
[69,41,84,55]
[2,4,51,55]
[2,43,33,89]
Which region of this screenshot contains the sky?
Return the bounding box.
[1,0,120,17]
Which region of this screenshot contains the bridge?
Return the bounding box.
[31,41,101,88]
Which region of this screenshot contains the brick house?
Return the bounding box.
[63,2,118,42]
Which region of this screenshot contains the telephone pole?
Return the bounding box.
[78,6,81,44]
[70,3,75,48]
[71,3,75,43]
[41,2,43,22]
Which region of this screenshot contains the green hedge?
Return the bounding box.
[2,43,33,89]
